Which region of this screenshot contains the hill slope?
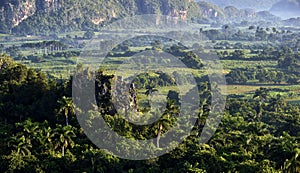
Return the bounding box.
[201,0,280,11]
[0,0,283,35]
[0,0,202,35]
[270,0,300,19]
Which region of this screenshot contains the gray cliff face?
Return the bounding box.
[197,1,225,19]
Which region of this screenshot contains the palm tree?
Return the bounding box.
[155,99,179,148]
[199,28,203,41]
[253,88,269,118]
[249,25,255,30]
[0,102,14,124]
[156,115,172,148]
[38,126,55,154]
[22,119,40,135]
[283,148,300,172]
[53,125,76,156]
[145,85,158,96]
[145,84,158,110]
[224,25,230,41]
[57,96,75,126]
[82,146,106,173]
[16,104,27,122]
[253,88,269,101]
[8,135,32,156]
[21,119,57,154]
[269,94,286,113]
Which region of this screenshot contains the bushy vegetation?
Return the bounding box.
[0,53,299,172]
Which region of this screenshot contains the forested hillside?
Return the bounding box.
[0,0,284,35]
[0,0,202,35]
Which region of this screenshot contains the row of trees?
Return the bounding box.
[226,68,298,84]
[217,46,299,61]
[226,48,299,84]
[133,72,175,88]
[202,26,296,42]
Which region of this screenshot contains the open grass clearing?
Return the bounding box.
[221,60,278,70]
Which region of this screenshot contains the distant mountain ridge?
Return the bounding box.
[196,2,280,23]
[0,0,283,35]
[270,0,300,19]
[200,0,281,11]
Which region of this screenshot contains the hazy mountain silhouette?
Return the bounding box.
[200,0,280,11]
[270,0,300,19]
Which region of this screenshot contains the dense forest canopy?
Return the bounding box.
[0,50,299,172]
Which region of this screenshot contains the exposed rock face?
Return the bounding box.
[91,18,106,25]
[198,1,225,19]
[11,0,36,26]
[0,0,36,31]
[0,0,285,35]
[0,0,62,29]
[0,0,199,34]
[166,8,188,21]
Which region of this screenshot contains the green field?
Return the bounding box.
[3,31,298,105]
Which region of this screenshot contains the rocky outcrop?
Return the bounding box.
[197,1,225,19]
[0,0,36,31]
[1,0,199,33]
[11,0,36,26]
